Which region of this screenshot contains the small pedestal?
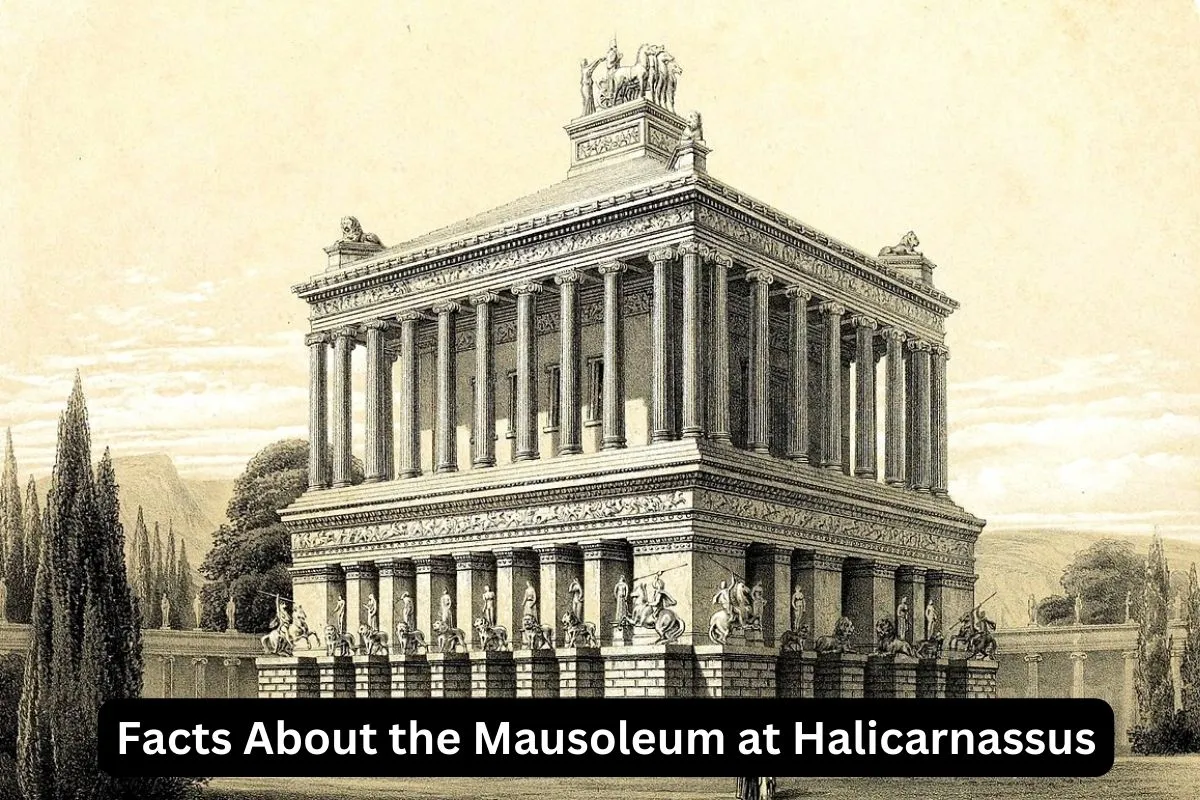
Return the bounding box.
[256,656,319,698]
[602,644,694,698]
[917,657,949,699]
[777,651,817,698]
[814,652,867,699]
[471,651,517,698]
[515,650,560,698]
[428,652,471,698]
[389,654,431,698]
[352,655,391,698]
[693,644,777,698]
[316,656,355,698]
[865,654,918,699]
[556,647,605,698]
[324,240,383,270]
[947,658,998,699]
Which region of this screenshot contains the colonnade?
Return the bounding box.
[305,244,951,494]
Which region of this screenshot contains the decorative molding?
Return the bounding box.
[413,555,456,575]
[377,558,416,579]
[290,565,345,582]
[581,539,633,561]
[630,534,747,558]
[576,126,641,161]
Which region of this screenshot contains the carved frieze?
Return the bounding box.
[576,126,641,161]
[310,207,692,319]
[443,290,652,353]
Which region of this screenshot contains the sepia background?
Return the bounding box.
[2,1,1199,613]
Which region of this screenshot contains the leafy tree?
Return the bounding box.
[1134,533,1176,738]
[1059,538,1145,624]
[1182,563,1200,719]
[1036,594,1075,626]
[3,432,26,624]
[200,439,361,632]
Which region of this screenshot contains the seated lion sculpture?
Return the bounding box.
[339,216,383,247]
[813,616,856,654]
[875,617,917,657]
[878,230,920,257]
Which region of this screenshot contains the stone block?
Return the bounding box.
[555,647,604,698]
[865,654,918,699]
[429,652,471,698]
[255,656,320,699]
[814,652,867,699]
[692,644,777,698]
[316,656,355,698]
[601,644,694,698]
[947,658,998,699]
[515,650,560,698]
[389,654,431,698]
[916,657,949,699]
[471,651,517,698]
[353,655,391,698]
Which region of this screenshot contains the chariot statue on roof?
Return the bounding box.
[581,38,681,115]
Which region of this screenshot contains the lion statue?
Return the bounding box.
[875,617,917,657]
[339,216,384,247]
[878,231,920,257]
[680,111,704,145]
[779,624,809,654]
[474,617,510,652]
[431,620,468,653]
[561,613,598,648]
[357,625,389,656]
[915,632,944,660]
[813,616,856,654]
[521,616,555,651]
[394,622,428,656]
[324,624,354,657]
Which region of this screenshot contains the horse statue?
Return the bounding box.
[561,613,597,648]
[967,618,998,660]
[709,606,734,645]
[875,617,917,657]
[261,627,294,656]
[814,617,856,654]
[651,607,686,644]
[588,40,680,113]
[394,622,428,656]
[324,624,354,657]
[285,617,320,651]
[474,617,510,652]
[357,625,389,656]
[431,620,468,653]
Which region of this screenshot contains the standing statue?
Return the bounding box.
[713,579,733,615]
[401,592,414,629]
[440,589,454,628]
[225,594,237,632]
[1028,594,1038,626]
[791,587,806,633]
[1175,593,1185,621]
[924,598,939,638]
[1074,594,1083,625]
[568,578,583,623]
[730,576,751,629]
[579,56,604,115]
[482,585,496,627]
[365,593,379,633]
[1125,591,1133,623]
[613,575,631,627]
[160,594,171,630]
[0,578,7,624]
[192,595,203,630]
[895,596,911,643]
[522,581,538,621]
[333,594,346,635]
[749,583,765,630]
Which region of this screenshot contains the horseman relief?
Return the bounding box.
[581,39,682,115]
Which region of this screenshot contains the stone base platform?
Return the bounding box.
[256,647,994,700]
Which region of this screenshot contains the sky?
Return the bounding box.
[1,1,1198,536]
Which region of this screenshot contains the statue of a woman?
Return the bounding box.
[613,575,630,627]
[160,594,171,630]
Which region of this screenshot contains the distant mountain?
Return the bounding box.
[976,528,1200,628]
[36,453,233,564]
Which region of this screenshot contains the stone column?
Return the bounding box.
[397,312,425,479]
[535,544,583,647]
[746,269,774,454]
[330,326,356,488]
[377,559,415,643]
[471,292,499,468]
[883,327,906,486]
[895,566,926,644]
[817,302,845,469]
[650,246,676,443]
[306,332,331,489]
[344,562,380,636]
[908,339,933,492]
[222,657,241,698]
[512,282,543,461]
[599,261,627,449]
[852,316,878,479]
[843,561,897,650]
[496,548,540,648]
[1069,651,1088,699]
[415,556,456,638]
[433,301,460,474]
[1121,650,1138,734]
[1024,653,1043,698]
[786,287,812,461]
[363,320,389,482]
[160,655,176,698]
[931,345,950,496]
[555,269,583,455]
[582,539,632,646]
[840,355,853,476]
[748,545,793,646]
[382,349,396,479]
[455,552,496,648]
[191,657,208,697]
[794,552,844,642]
[678,243,704,438]
[707,250,733,444]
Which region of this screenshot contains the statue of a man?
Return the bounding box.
[731,577,751,627]
[713,580,732,613]
[896,596,910,642]
[522,581,538,621]
[1028,594,1037,626]
[1125,591,1133,623]
[482,585,496,627]
[400,592,414,629]
[440,589,454,628]
[791,587,806,633]
[225,594,237,632]
[925,599,939,638]
[613,575,630,627]
[160,594,171,630]
[192,595,203,630]
[366,593,379,632]
[568,578,583,623]
[1074,595,1083,625]
[750,582,765,629]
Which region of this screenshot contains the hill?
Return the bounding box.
[975,528,1200,627]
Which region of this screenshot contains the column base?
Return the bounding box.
[514,650,560,698]
[429,652,471,698]
[777,651,817,699]
[814,652,867,698]
[256,656,319,698]
[692,644,777,698]
[389,654,431,698]
[602,644,694,698]
[865,653,918,699]
[555,647,605,698]
[471,651,517,698]
[316,656,355,698]
[352,654,391,698]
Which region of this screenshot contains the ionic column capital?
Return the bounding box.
[533,543,584,566]
[785,285,813,301]
[705,247,733,268]
[850,315,879,330]
[896,565,927,582]
[362,319,391,333]
[510,281,544,296]
[844,560,898,580]
[597,260,630,276]
[1122,650,1139,661]
[432,301,461,315]
[882,326,907,345]
[192,656,209,666]
[907,338,933,352]
[470,291,502,306]
[797,551,844,573]
[343,561,379,580]
[1024,653,1044,663]
[290,564,345,583]
[304,331,331,347]
[744,268,774,285]
[396,310,430,323]
[332,326,359,346]
[221,657,242,668]
[932,344,951,359]
[816,301,846,316]
[377,558,416,579]
[676,241,704,259]
[1069,651,1089,662]
[648,245,676,263]
[553,269,583,286]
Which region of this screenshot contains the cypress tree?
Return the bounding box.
[151,522,164,628]
[2,432,24,623]
[17,477,41,624]
[0,428,15,582]
[1181,563,1200,719]
[133,507,153,621]
[1135,533,1176,731]
[165,521,177,628]
[177,541,195,629]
